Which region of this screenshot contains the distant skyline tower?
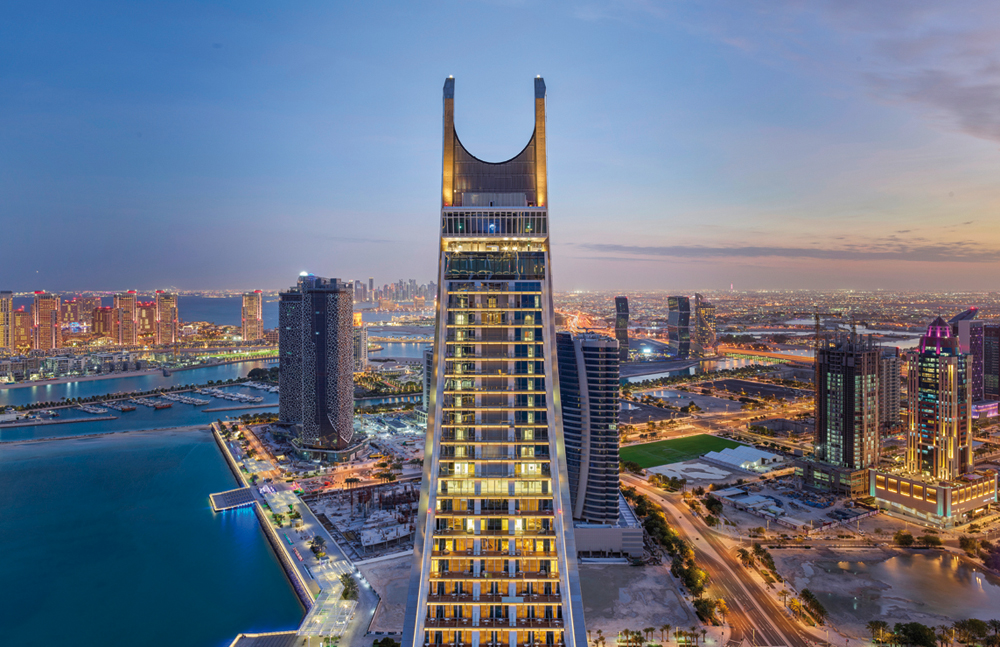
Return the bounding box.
[155,291,178,345]
[814,333,881,470]
[352,311,368,372]
[402,76,587,647]
[242,290,264,341]
[666,296,691,358]
[32,291,61,350]
[556,331,621,524]
[278,274,354,451]
[113,291,138,346]
[0,291,12,351]
[613,296,629,362]
[12,307,32,352]
[693,293,716,357]
[879,347,903,434]
[951,315,984,402]
[906,317,972,480]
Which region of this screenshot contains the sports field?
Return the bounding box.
[619,434,743,469]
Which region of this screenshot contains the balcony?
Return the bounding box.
[426,593,562,604]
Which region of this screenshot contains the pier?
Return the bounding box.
[209,487,256,512]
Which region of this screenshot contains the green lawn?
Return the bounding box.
[619,434,743,468]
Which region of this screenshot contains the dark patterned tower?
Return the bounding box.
[278,273,355,450]
[614,296,629,362]
[403,77,587,647]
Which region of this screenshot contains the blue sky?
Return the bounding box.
[3,1,999,291]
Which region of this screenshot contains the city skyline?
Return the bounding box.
[5,2,1000,291]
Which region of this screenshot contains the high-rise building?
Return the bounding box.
[814,334,880,470]
[113,291,138,346]
[556,331,620,525]
[93,307,116,338]
[12,307,33,352]
[352,312,368,372]
[693,294,716,357]
[242,290,264,341]
[278,274,354,450]
[613,296,629,362]
[666,296,691,358]
[871,318,997,526]
[906,318,972,480]
[879,347,903,434]
[137,301,157,336]
[985,324,1000,401]
[77,297,101,326]
[33,291,61,350]
[403,77,586,647]
[422,346,433,411]
[155,291,179,345]
[0,291,12,352]
[952,319,985,402]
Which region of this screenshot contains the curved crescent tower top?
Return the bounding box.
[402,77,587,647]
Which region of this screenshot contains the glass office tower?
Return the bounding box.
[403,77,587,647]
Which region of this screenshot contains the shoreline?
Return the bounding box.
[0,356,276,391]
[0,414,118,429]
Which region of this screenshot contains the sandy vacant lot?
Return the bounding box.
[360,558,698,636]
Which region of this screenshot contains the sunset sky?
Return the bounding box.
[3,1,1000,291]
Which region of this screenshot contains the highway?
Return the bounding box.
[623,474,816,647]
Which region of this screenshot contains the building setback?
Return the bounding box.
[556,331,620,525]
[402,77,587,647]
[278,274,354,450]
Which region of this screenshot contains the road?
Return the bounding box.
[623,475,816,647]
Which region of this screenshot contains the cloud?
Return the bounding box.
[578,241,1000,263]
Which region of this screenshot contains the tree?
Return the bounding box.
[715,599,728,624]
[659,625,672,643]
[988,620,1000,636]
[869,621,890,643]
[894,530,915,547]
[345,477,360,488]
[644,628,655,644]
[736,548,754,568]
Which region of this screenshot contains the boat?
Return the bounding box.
[154,403,173,410]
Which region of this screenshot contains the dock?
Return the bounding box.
[209,487,256,512]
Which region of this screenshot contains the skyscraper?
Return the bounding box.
[156,291,179,345]
[666,296,691,358]
[137,301,157,336]
[93,307,116,338]
[0,291,12,352]
[32,291,61,350]
[906,318,972,480]
[278,274,354,451]
[12,307,32,352]
[242,290,264,342]
[556,331,621,525]
[113,291,138,346]
[693,294,716,357]
[613,296,629,362]
[871,318,997,526]
[878,347,903,434]
[402,77,586,647]
[952,318,985,402]
[422,346,433,412]
[352,311,368,372]
[814,334,880,470]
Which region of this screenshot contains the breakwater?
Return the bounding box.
[0,414,118,429]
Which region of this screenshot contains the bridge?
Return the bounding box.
[717,345,814,364]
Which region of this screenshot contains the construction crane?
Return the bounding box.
[789,309,847,351]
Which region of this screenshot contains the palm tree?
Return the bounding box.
[736,548,754,568]
[644,628,655,645]
[989,620,1000,637]
[690,627,699,646]
[660,625,672,644]
[868,621,884,643]
[701,629,707,645]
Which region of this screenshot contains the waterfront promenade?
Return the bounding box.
[212,422,380,646]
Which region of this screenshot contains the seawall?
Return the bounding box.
[211,424,315,612]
